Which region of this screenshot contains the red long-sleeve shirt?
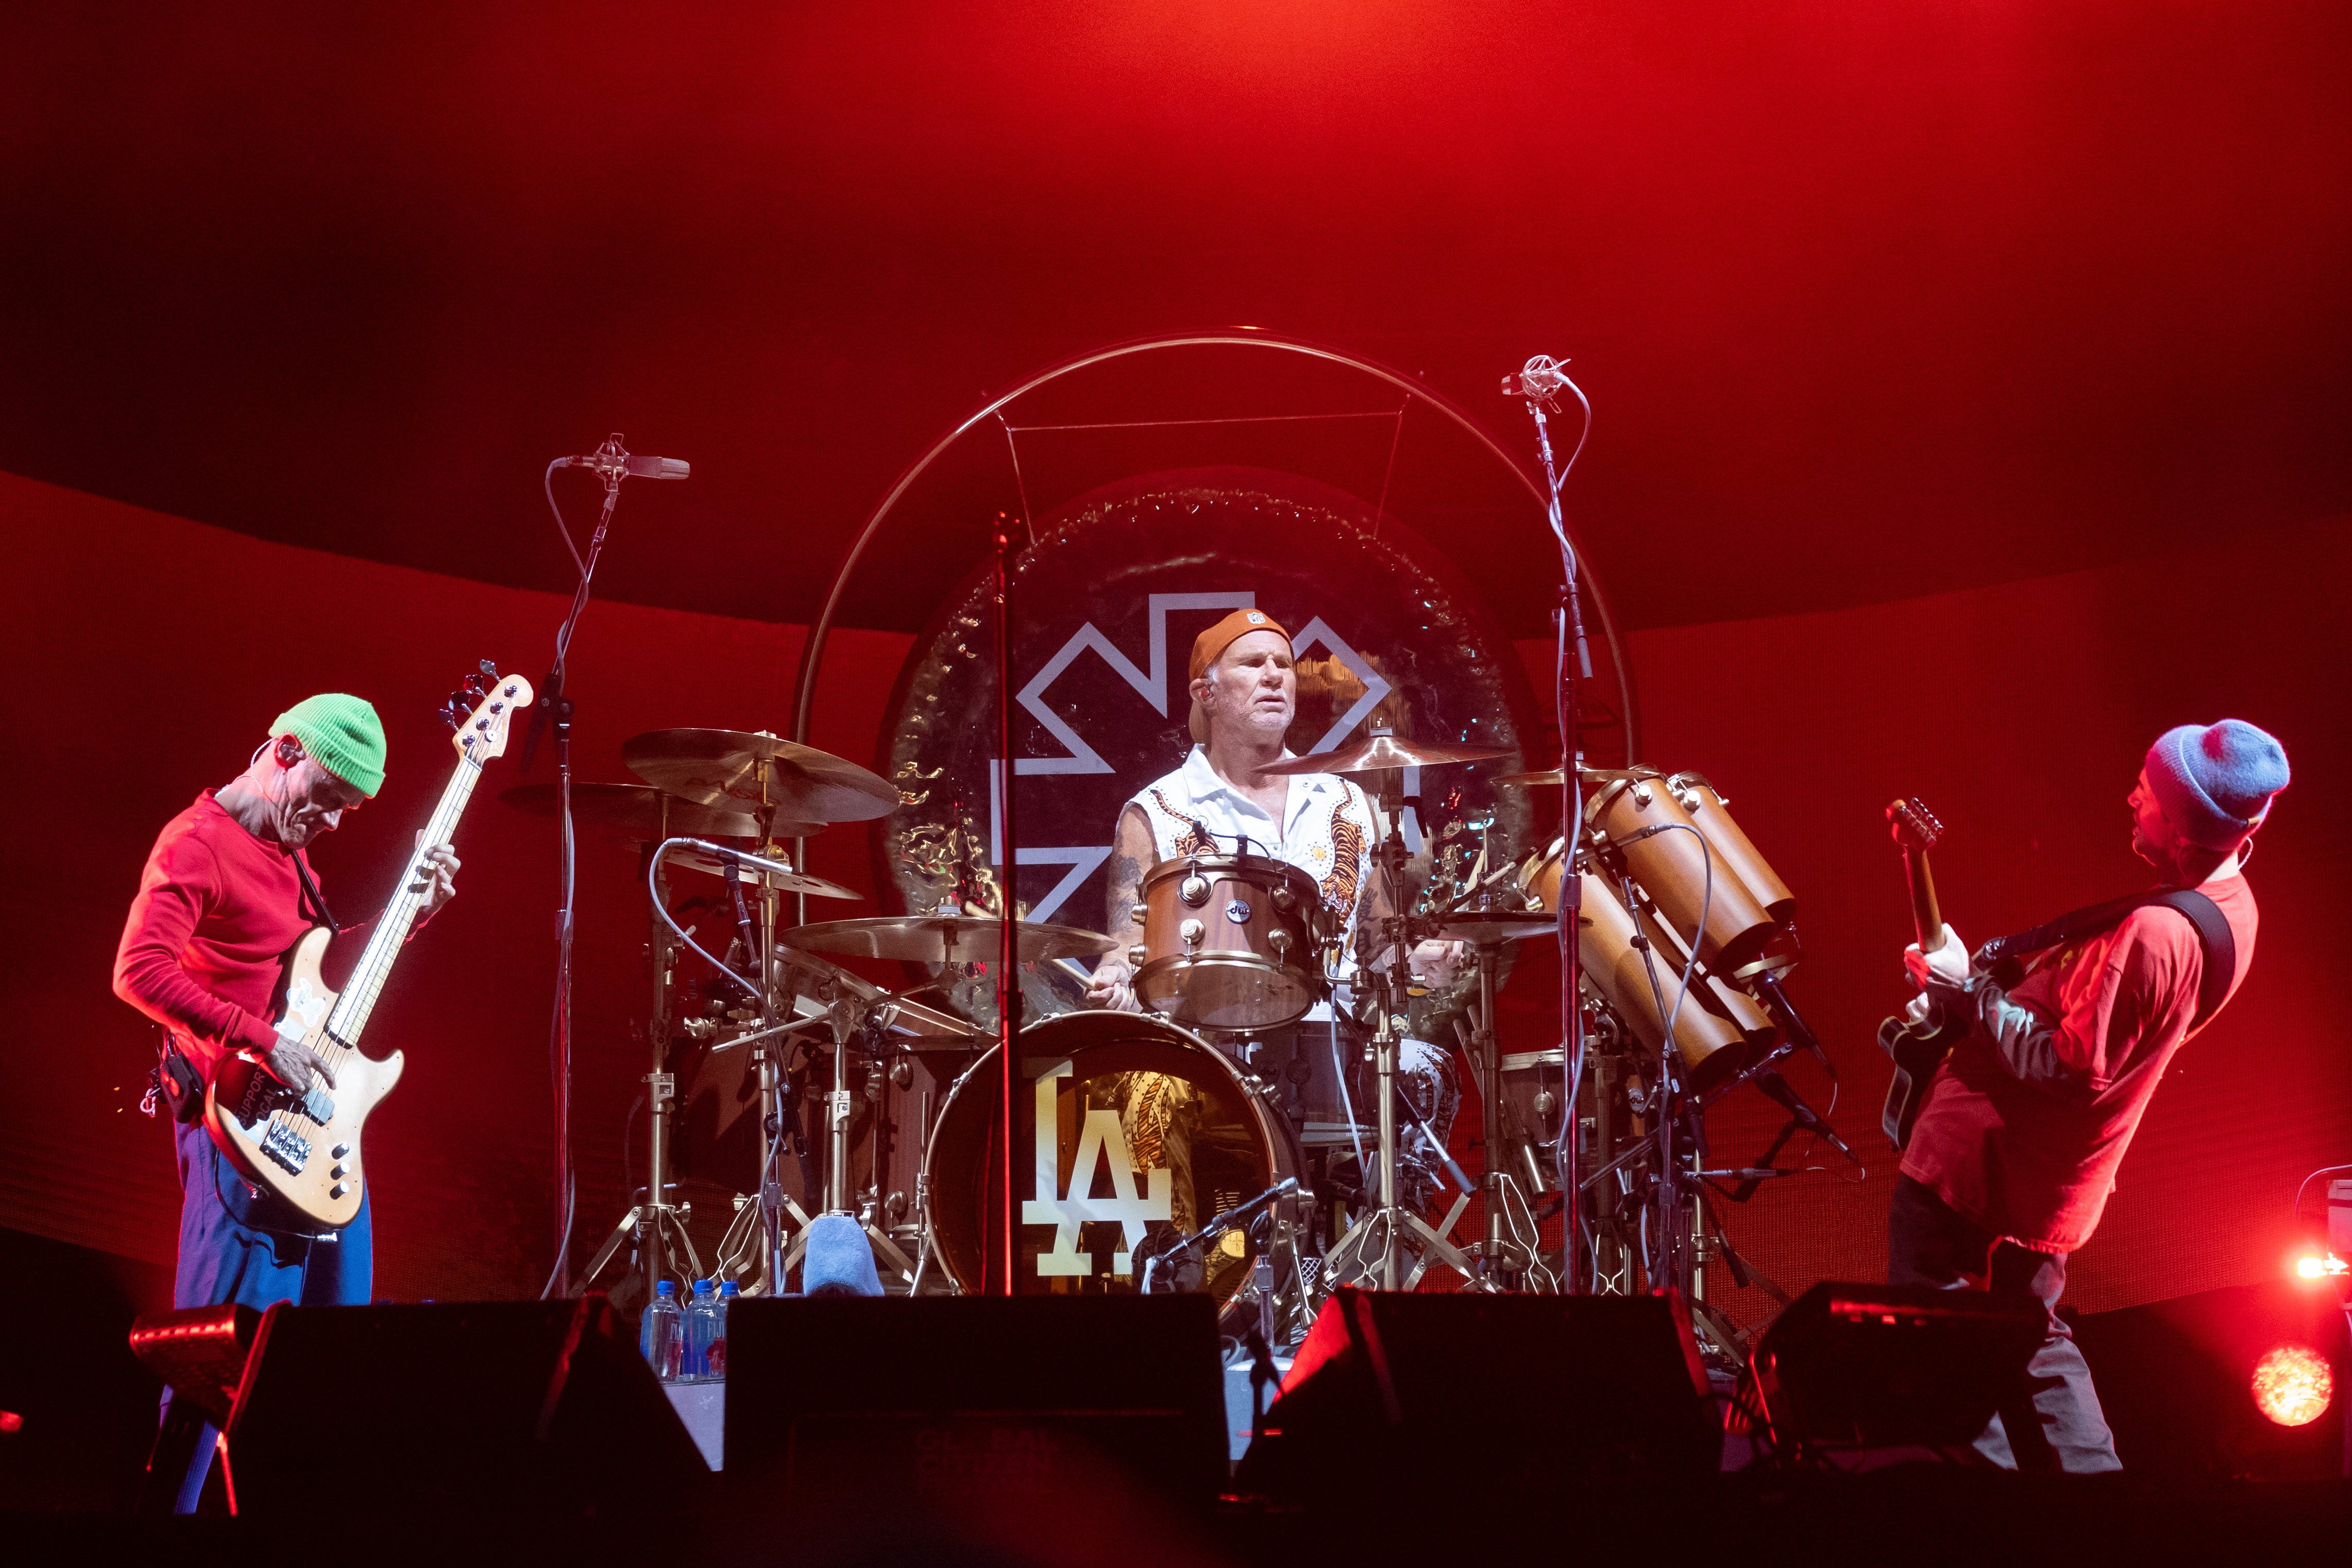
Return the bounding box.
[1899,872,2258,1252]
[112,790,325,1082]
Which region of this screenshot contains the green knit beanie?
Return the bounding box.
[272,693,387,798]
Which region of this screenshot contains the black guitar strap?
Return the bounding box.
[291,846,342,935]
[1976,887,2236,1030]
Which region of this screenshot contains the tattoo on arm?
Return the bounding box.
[1105,853,1143,933]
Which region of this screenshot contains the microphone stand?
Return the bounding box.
[1514,367,1594,1293]
[528,443,627,1300]
[992,515,1021,1296]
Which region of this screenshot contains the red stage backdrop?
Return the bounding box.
[3,469,2342,1319]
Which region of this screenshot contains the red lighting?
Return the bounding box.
[2250,1345,2333,1427]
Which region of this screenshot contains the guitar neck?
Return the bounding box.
[1901,845,1944,953]
[325,751,484,1045]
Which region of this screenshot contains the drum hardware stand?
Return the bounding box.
[1323,743,1474,1291]
[578,818,707,1301]
[803,986,921,1287]
[1458,940,1541,1291]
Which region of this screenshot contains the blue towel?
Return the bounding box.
[801,1213,883,1297]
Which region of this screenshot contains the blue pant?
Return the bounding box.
[164,1116,372,1513]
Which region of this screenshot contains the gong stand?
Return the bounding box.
[1322,758,1474,1291]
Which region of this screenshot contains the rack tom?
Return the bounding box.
[1130,852,1325,1031]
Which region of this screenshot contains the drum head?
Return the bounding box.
[924,1012,1287,1309]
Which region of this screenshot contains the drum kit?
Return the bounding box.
[501,713,1843,1371]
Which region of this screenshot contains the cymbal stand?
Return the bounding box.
[1461,935,1540,1290]
[577,812,706,1300]
[1323,756,1474,1291]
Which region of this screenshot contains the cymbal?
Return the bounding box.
[1255,733,1514,777]
[766,949,980,1044]
[668,846,861,901]
[498,782,821,841]
[622,729,900,823]
[1429,910,1564,945]
[780,915,1120,966]
[1494,767,1650,788]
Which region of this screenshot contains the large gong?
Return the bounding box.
[873,467,1545,993]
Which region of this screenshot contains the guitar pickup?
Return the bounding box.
[259,1121,313,1176]
[300,1086,336,1124]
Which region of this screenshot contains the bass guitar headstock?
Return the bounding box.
[1886,797,1943,856]
[441,660,535,766]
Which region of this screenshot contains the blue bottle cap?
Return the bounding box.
[719,1281,740,1296]
[693,1277,715,1293]
[655,1279,676,1296]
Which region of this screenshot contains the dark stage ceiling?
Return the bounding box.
[3,3,2347,636]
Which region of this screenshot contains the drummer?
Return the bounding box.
[1083,609,1464,1223]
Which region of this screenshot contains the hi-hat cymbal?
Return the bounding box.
[1429,910,1565,945]
[1495,767,1650,788]
[667,846,861,901]
[1256,733,1514,777]
[622,728,900,823]
[780,915,1119,966]
[498,782,821,841]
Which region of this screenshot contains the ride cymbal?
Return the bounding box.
[1255,733,1514,776]
[497,782,819,841]
[622,728,900,823]
[779,915,1119,966]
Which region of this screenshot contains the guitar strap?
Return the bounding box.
[291,846,343,935]
[1975,887,2236,1030]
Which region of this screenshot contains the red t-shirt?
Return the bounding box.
[1899,873,2258,1253]
[112,790,327,1082]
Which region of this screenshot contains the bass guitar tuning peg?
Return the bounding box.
[477,658,498,678]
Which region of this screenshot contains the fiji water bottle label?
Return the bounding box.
[706,1335,726,1378]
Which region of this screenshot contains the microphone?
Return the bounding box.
[559,432,690,481]
[1501,355,1572,403]
[677,838,781,869]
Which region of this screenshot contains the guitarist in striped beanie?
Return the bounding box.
[1892,718,2287,1471]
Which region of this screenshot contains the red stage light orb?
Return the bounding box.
[2249,1345,2333,1428]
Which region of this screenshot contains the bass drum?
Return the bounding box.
[923,1011,1299,1322]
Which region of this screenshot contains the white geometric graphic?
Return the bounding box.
[1013,591,1256,774]
[1020,1060,1172,1276]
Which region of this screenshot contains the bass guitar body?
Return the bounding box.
[206,926,405,1230]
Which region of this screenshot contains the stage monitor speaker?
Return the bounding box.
[1234,1287,1720,1499]
[1738,1281,2045,1466]
[725,1294,1226,1528]
[220,1295,706,1517]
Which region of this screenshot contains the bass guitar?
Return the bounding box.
[205,665,530,1228]
[1875,797,1971,1150]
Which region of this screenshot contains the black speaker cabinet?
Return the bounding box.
[1740,1281,2046,1465]
[220,1296,706,1517]
[725,1293,1227,1526]
[1235,1287,1721,1499]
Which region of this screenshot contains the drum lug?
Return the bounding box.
[1130,903,1150,925]
[1129,944,1147,966]
[1268,928,1293,959]
[1180,872,1211,906]
[1271,884,1296,912]
[1179,918,1205,949]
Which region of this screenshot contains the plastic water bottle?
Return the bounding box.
[709,1281,738,1381]
[640,1279,684,1382]
[682,1278,721,1382]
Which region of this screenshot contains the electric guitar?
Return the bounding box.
[1875,797,1971,1150]
[205,665,531,1228]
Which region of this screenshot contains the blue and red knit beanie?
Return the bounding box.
[2144,718,2289,851]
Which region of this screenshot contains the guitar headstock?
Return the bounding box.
[442,660,535,765]
[1886,797,1943,855]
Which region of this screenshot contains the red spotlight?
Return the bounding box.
[2250,1345,2333,1428]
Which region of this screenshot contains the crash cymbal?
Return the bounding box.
[498,782,821,841]
[779,915,1119,966]
[1495,766,1651,788]
[764,949,981,1044]
[1256,733,1514,777]
[622,728,900,823]
[1428,910,1565,945]
[667,846,861,901]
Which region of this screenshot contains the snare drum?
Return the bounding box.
[1585,774,1797,978]
[1517,845,1768,1093]
[922,1011,1299,1318]
[1131,852,1325,1031]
